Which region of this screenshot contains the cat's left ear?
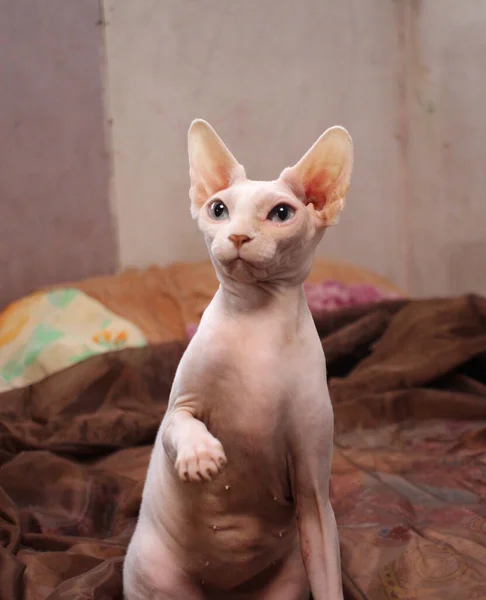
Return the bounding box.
[280,126,353,226]
[188,119,245,218]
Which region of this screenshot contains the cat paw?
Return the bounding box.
[175,435,227,483]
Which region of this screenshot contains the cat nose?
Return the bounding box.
[229,234,252,249]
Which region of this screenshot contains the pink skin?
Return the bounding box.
[123,120,353,600]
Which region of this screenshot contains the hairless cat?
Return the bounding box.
[123,119,353,600]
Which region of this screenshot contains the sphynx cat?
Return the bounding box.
[123,119,353,600]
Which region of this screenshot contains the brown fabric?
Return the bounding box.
[50,258,405,344]
[0,295,484,598]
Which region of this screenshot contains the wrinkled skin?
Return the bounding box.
[124,120,353,600]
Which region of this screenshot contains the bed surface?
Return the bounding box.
[0,294,484,599]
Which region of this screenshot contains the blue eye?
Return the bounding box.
[268,204,295,223]
[209,200,229,220]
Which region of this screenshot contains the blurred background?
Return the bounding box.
[1,0,485,308]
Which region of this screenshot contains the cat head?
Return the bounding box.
[188,119,353,285]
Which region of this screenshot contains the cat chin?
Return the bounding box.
[219,258,269,283]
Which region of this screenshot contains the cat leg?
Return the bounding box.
[162,408,227,483]
[124,520,205,600]
[288,394,344,600]
[254,547,309,600]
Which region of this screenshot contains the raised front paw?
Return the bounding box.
[175,434,227,483]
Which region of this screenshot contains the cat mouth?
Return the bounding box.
[227,257,261,270]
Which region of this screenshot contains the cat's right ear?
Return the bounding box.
[188,120,245,218]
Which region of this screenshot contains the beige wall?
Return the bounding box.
[103,0,485,297]
[400,0,486,296]
[0,0,117,308]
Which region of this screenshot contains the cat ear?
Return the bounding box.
[280,126,353,226]
[188,119,246,217]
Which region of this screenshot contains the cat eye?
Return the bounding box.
[209,200,229,220]
[267,204,296,223]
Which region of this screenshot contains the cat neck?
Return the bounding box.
[215,275,307,317]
